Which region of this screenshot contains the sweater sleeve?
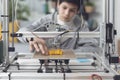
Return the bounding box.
[17,14,53,43]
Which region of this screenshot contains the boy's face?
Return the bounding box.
[58,2,78,22]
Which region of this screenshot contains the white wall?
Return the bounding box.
[90,0,104,23]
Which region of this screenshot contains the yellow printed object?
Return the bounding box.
[49,49,63,55]
[0,21,19,42]
[9,21,19,42]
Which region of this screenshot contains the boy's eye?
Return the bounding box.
[63,6,67,10]
[70,9,75,13]
[62,6,76,13]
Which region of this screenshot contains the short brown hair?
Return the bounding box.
[59,0,80,10]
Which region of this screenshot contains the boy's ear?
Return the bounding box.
[57,2,59,9]
[76,10,80,14]
[57,0,59,5]
[57,0,60,7]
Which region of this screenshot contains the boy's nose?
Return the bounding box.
[64,10,70,17]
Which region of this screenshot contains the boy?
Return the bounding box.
[18,0,91,55]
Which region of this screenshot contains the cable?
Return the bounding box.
[74,14,85,49]
[58,30,69,36]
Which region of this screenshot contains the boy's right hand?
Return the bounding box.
[28,37,48,55]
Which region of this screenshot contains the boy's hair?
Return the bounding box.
[59,0,80,10]
[52,0,58,2]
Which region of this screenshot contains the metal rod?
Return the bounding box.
[12,0,15,47]
[105,0,109,23]
[17,32,100,38]
[112,0,117,54]
[108,0,110,22]
[2,0,9,65]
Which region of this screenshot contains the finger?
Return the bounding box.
[36,37,46,44]
[29,41,34,52]
[33,42,40,52]
[38,43,45,54]
[34,37,47,54]
[44,45,49,55]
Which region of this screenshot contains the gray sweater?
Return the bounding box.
[17,12,99,51]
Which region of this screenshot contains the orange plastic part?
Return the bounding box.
[49,49,63,55]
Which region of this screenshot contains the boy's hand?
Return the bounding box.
[29,37,48,55]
